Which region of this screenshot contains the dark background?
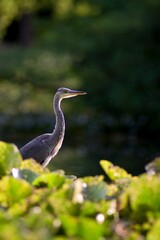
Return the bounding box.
[0,0,160,177]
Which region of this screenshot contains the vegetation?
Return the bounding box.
[0,2,160,237]
[0,141,160,239]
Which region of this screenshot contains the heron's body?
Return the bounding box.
[20,87,86,167]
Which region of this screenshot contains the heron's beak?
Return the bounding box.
[66,90,87,98]
[61,89,87,99]
[69,90,87,96]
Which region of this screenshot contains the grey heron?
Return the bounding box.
[20,87,86,167]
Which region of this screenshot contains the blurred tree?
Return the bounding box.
[0,0,36,38]
[0,0,160,135]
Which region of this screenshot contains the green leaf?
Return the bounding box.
[0,219,23,240]
[71,176,107,202]
[120,174,160,222]
[130,175,160,211]
[81,200,110,218]
[33,172,66,189]
[83,181,107,201]
[146,219,160,240]
[20,159,48,174]
[0,176,32,207]
[78,217,104,240]
[147,219,160,240]
[17,169,39,183]
[81,200,99,216]
[8,199,29,217]
[61,215,78,236]
[0,141,22,177]
[61,215,104,239]
[100,160,132,181]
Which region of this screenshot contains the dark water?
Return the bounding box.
[46,135,160,177]
[1,113,159,177]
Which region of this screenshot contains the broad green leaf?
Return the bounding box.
[61,215,104,239]
[147,219,160,240]
[81,200,99,216]
[129,175,160,211]
[20,159,48,174]
[61,215,78,236]
[0,209,56,240]
[71,176,107,202]
[8,199,28,217]
[100,160,132,181]
[120,175,160,222]
[83,181,107,201]
[17,169,39,183]
[82,175,104,184]
[0,176,32,207]
[33,172,66,189]
[0,141,22,177]
[21,210,55,237]
[81,200,110,217]
[78,217,104,240]
[0,220,23,240]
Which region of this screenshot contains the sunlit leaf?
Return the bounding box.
[61,215,105,239]
[1,140,160,238]
[81,200,110,218]
[147,219,160,240]
[20,159,48,174]
[81,200,99,216]
[78,217,105,240]
[33,172,66,189]
[0,219,23,240]
[0,176,32,207]
[0,141,22,177]
[120,175,160,222]
[8,199,28,217]
[100,160,132,181]
[82,175,104,184]
[61,215,78,236]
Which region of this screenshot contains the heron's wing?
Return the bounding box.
[20,133,51,163]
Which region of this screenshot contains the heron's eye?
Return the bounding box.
[57,88,70,93]
[61,88,70,93]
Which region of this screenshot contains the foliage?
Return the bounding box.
[0,141,160,239]
[0,0,36,38]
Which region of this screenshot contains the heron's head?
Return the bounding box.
[57,87,87,99]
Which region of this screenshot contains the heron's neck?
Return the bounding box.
[49,94,65,146]
[54,95,65,137]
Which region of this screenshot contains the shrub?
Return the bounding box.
[0,141,160,239]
